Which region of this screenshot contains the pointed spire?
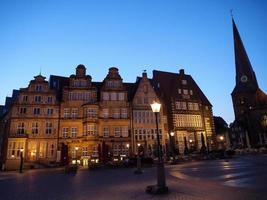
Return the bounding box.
[232,18,258,90]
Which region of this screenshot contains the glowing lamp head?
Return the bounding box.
[75,147,79,151]
[137,143,141,147]
[20,148,24,152]
[126,144,130,148]
[150,101,161,113]
[189,139,193,143]
[219,136,224,141]
[170,132,175,137]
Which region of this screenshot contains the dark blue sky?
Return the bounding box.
[1,0,267,123]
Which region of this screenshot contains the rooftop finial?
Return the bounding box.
[230,9,234,18]
[39,67,42,76]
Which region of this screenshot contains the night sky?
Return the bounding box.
[1,0,267,124]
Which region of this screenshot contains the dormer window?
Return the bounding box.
[107,81,120,88]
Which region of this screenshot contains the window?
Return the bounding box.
[32,122,38,134]
[178,89,182,94]
[103,127,109,137]
[114,127,121,137]
[62,128,69,138]
[34,96,42,103]
[17,122,25,135]
[113,108,120,118]
[7,141,24,159]
[181,102,187,110]
[47,96,53,103]
[64,108,70,118]
[71,127,77,138]
[35,85,42,91]
[193,103,199,111]
[33,108,41,115]
[121,127,128,137]
[121,108,127,118]
[183,89,188,95]
[45,122,53,134]
[182,80,187,85]
[111,92,117,101]
[190,90,193,95]
[71,108,78,119]
[87,124,97,136]
[22,95,28,102]
[102,109,109,118]
[82,147,88,156]
[86,108,97,118]
[19,107,27,114]
[118,93,124,101]
[103,92,109,100]
[47,108,53,115]
[188,102,193,110]
[175,101,181,109]
[144,97,148,104]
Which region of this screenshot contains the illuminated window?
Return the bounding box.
[62,128,69,138]
[32,122,38,134]
[71,127,77,138]
[121,108,127,118]
[87,124,97,136]
[102,108,109,118]
[113,108,120,118]
[64,108,70,118]
[17,122,25,135]
[121,127,128,137]
[114,127,121,137]
[86,108,97,118]
[45,122,53,134]
[71,108,78,119]
[103,127,109,137]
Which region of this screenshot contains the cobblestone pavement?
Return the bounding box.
[0,155,266,200]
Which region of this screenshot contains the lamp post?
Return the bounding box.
[169,132,175,162]
[75,147,79,165]
[19,148,24,173]
[134,143,142,174]
[146,101,168,194]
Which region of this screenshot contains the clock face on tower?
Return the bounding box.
[240,75,248,83]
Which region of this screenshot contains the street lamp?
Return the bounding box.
[146,101,168,194]
[19,148,24,173]
[169,132,175,162]
[135,143,142,174]
[75,147,79,165]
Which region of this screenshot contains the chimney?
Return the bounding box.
[179,69,185,75]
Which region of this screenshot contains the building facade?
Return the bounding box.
[153,69,216,154]
[231,18,267,147]
[1,65,216,170]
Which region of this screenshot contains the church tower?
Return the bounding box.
[231,18,267,147]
